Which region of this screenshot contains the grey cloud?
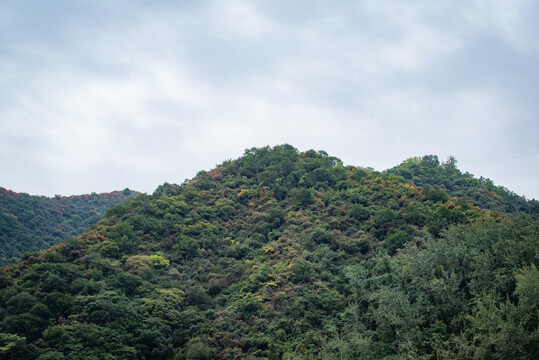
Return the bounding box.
[0,0,537,199]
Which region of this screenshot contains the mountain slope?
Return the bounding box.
[386,155,539,216]
[0,145,537,359]
[0,188,139,266]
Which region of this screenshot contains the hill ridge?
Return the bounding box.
[0,187,140,265]
[0,145,537,359]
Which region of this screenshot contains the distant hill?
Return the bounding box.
[386,155,539,216]
[0,188,140,265]
[0,145,536,359]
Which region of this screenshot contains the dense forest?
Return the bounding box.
[0,188,139,266]
[386,155,539,215]
[0,145,537,359]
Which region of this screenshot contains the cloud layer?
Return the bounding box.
[1,0,538,199]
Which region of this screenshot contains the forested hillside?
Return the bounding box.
[0,145,537,359]
[0,188,139,266]
[386,155,539,216]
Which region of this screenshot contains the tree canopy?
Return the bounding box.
[0,145,537,359]
[0,188,139,266]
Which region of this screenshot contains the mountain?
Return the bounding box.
[0,145,537,359]
[386,155,539,216]
[0,188,140,266]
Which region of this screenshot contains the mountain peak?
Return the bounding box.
[0,146,537,359]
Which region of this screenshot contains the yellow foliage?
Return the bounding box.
[263,246,274,253]
[150,254,170,268]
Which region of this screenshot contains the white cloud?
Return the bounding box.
[208,0,274,40]
[467,0,538,52]
[347,1,463,72]
[0,0,537,199]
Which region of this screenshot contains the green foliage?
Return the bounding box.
[0,145,537,359]
[0,188,139,265]
[150,254,170,268]
[185,338,211,360]
[385,229,411,255]
[387,155,539,216]
[348,204,370,221]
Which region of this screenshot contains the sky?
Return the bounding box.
[1,0,538,200]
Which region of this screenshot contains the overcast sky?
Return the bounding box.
[1,0,538,200]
